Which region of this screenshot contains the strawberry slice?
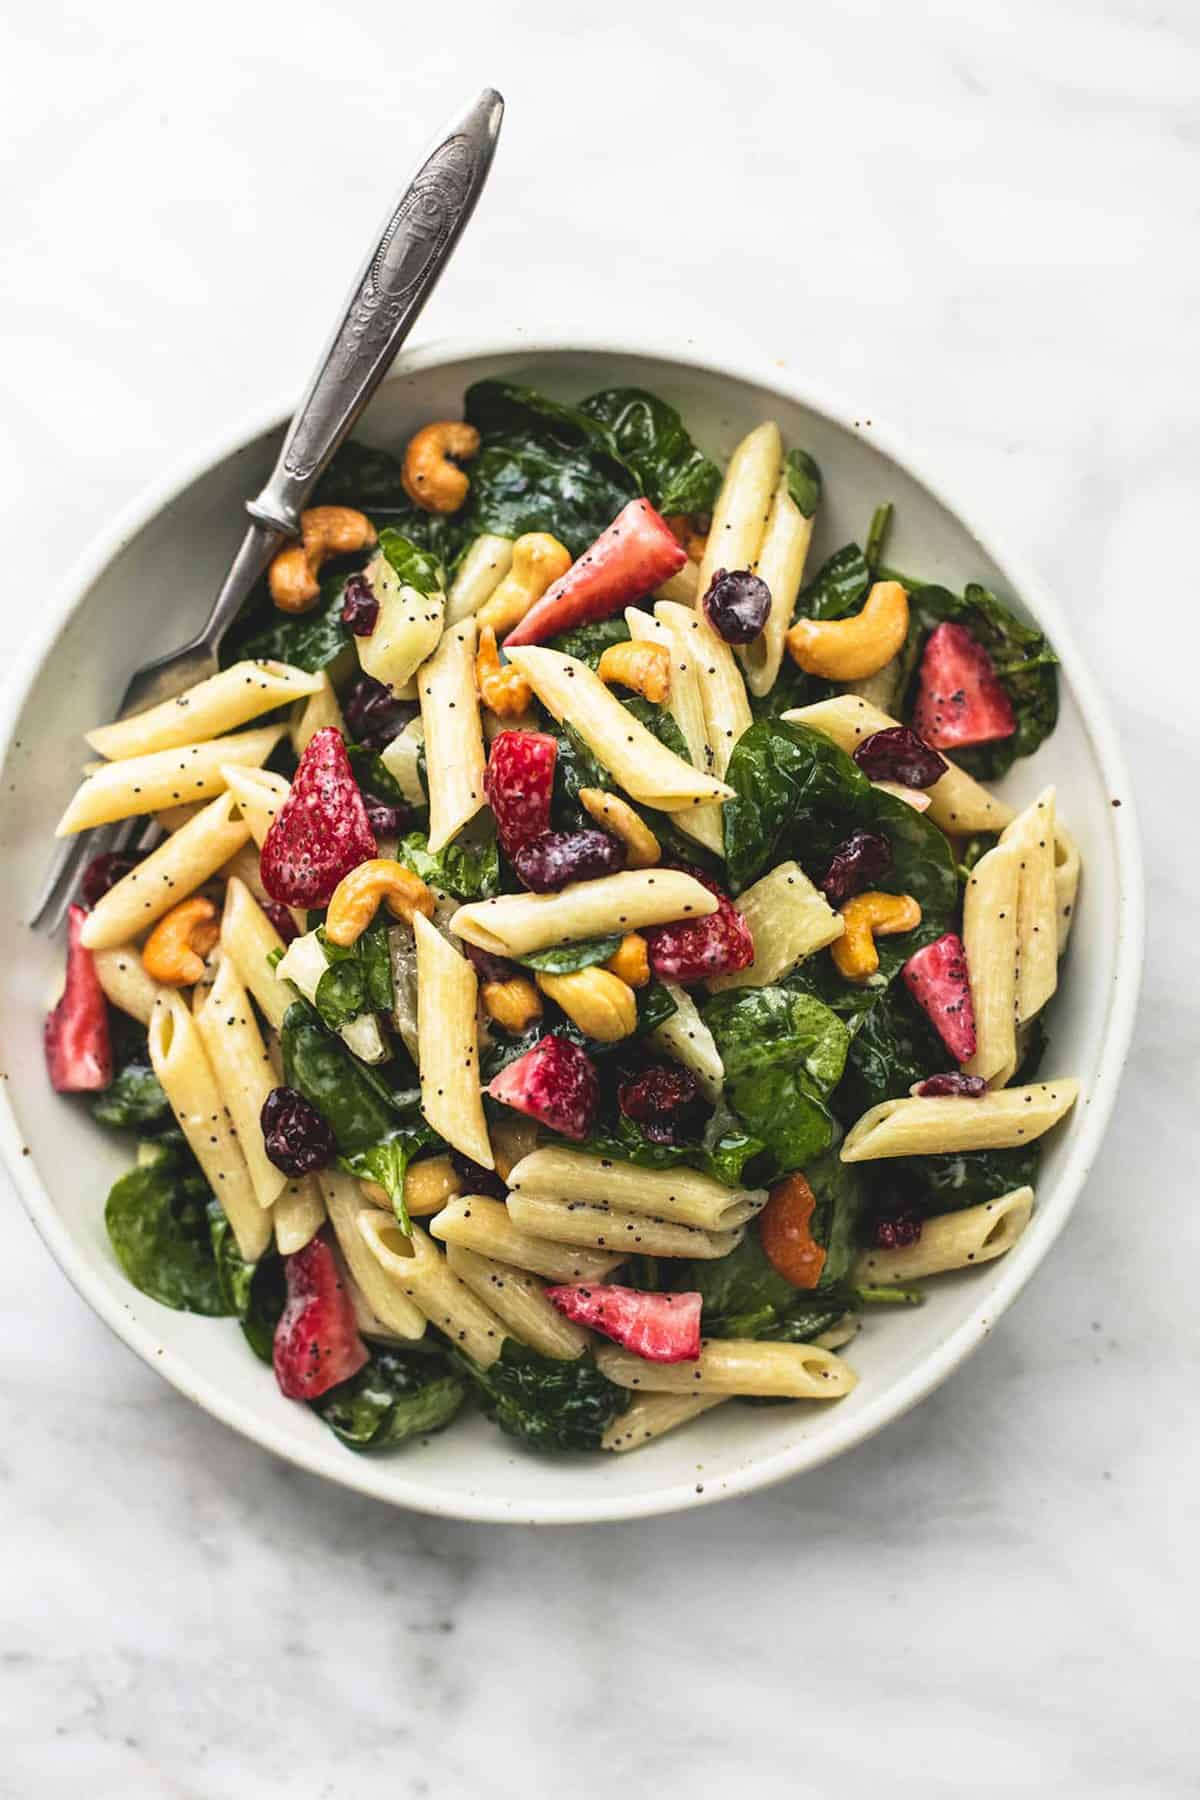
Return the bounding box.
[260,727,376,908]
[912,622,1016,750]
[545,1283,702,1363]
[503,498,686,647]
[273,1233,368,1400]
[486,1034,599,1140]
[484,730,557,859]
[644,867,754,984]
[44,903,113,1093]
[902,932,977,1062]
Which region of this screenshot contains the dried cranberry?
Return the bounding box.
[512,828,625,893]
[915,1072,987,1098]
[464,942,518,985]
[874,1214,922,1251]
[340,572,379,637]
[79,852,136,909]
[852,726,948,789]
[701,568,771,644]
[261,1086,337,1175]
[819,830,892,905]
[263,900,300,944]
[448,1149,508,1200]
[618,1064,703,1144]
[343,675,416,749]
[361,793,407,837]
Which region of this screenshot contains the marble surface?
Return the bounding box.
[1,0,1197,1792]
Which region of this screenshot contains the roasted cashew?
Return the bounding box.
[577,788,661,869]
[786,580,909,682]
[476,533,572,636]
[141,897,219,986]
[536,967,638,1042]
[604,932,650,989]
[325,858,435,948]
[481,976,543,1032]
[830,890,922,981]
[475,625,534,719]
[401,421,481,515]
[268,506,376,613]
[597,639,672,704]
[361,1153,462,1218]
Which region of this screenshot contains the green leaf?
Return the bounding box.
[804,1142,864,1289]
[864,501,894,572]
[797,542,871,621]
[90,1020,171,1132]
[346,744,408,807]
[622,694,691,761]
[241,1254,287,1362]
[785,448,822,519]
[207,1202,257,1317]
[547,615,632,668]
[668,1227,849,1341]
[377,528,443,598]
[397,829,499,900]
[313,439,405,509]
[517,934,623,975]
[313,922,394,1030]
[314,1343,466,1451]
[226,571,353,673]
[703,986,850,1175]
[573,1110,765,1189]
[833,981,952,1123]
[105,1158,230,1316]
[888,1142,1042,1215]
[578,387,722,515]
[458,1339,628,1453]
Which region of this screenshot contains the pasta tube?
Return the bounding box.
[85,661,322,759]
[840,1080,1080,1161]
[218,876,293,1033]
[92,945,161,1024]
[602,1393,726,1452]
[450,868,717,958]
[506,1192,744,1260]
[272,1175,326,1256]
[289,671,346,757]
[1055,825,1081,955]
[707,860,843,992]
[320,1172,425,1341]
[854,1187,1034,1283]
[1000,786,1058,1023]
[429,1195,626,1283]
[595,1339,857,1400]
[647,982,724,1103]
[444,1244,588,1360]
[356,1214,506,1367]
[412,912,492,1168]
[739,469,815,698]
[962,840,1020,1086]
[80,790,250,951]
[417,618,487,853]
[221,764,290,849]
[56,725,284,835]
[631,603,723,855]
[195,954,286,1210]
[445,534,514,625]
[506,1147,765,1232]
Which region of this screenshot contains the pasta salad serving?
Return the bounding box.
[43,378,1081,1458]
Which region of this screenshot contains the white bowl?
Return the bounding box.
[0,336,1143,1524]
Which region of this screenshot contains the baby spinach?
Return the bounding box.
[578,387,721,515]
[805,1143,864,1289]
[459,1339,628,1453]
[864,501,894,573]
[397,829,499,900]
[518,934,623,975]
[91,1020,172,1133]
[703,986,850,1176]
[889,1142,1042,1215]
[832,982,952,1123]
[346,745,410,807]
[105,1149,230,1315]
[313,438,405,510]
[547,615,632,668]
[314,1343,466,1452]
[797,541,871,621]
[226,571,354,673]
[377,528,443,597]
[240,1252,287,1362]
[313,922,394,1031]
[574,1109,766,1190]
[785,448,822,520]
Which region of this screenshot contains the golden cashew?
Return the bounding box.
[577,788,660,869]
[142,897,219,986]
[267,506,376,613]
[536,967,638,1042]
[491,1115,538,1181]
[476,625,534,719]
[786,580,910,682]
[325,858,435,948]
[482,976,544,1033]
[401,420,481,514]
[597,639,672,704]
[604,932,650,989]
[476,533,572,636]
[404,1154,463,1217]
[830,890,922,982]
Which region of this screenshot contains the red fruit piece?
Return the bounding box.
[902,933,977,1062]
[617,1063,702,1143]
[915,1072,987,1098]
[503,498,686,647]
[484,730,557,860]
[273,1233,368,1400]
[486,1033,599,1140]
[912,622,1016,750]
[512,828,624,892]
[644,868,754,984]
[545,1283,702,1363]
[262,900,300,944]
[44,904,113,1093]
[260,727,376,909]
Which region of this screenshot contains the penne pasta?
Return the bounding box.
[148,991,269,1262]
[356,555,445,693]
[854,1187,1034,1283]
[356,1214,506,1366]
[695,421,783,601]
[196,955,286,1210]
[56,726,284,835]
[450,868,717,958]
[92,945,161,1024]
[320,1171,426,1340]
[218,876,293,1032]
[445,533,514,625]
[289,671,346,757]
[444,1244,588,1360]
[412,912,493,1168]
[506,1192,744,1260]
[840,1080,1080,1161]
[962,840,1021,1086]
[417,616,487,853]
[1000,787,1058,1023]
[648,981,725,1103]
[595,1338,858,1400]
[85,660,322,760]
[739,469,815,698]
[506,1147,765,1232]
[80,790,250,951]
[380,717,427,807]
[156,801,206,833]
[646,601,725,854]
[707,860,843,992]
[602,1392,726,1452]
[653,561,700,605]
[503,646,733,811]
[273,1175,326,1256]
[222,764,291,849]
[429,1195,626,1283]
[1055,824,1081,954]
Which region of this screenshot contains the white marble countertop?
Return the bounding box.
[2,1,1197,1792]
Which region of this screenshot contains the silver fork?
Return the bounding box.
[32,86,504,932]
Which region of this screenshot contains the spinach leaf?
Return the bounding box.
[241,1253,287,1362]
[91,1020,172,1132]
[805,1143,864,1289]
[377,528,443,597]
[889,1143,1042,1215]
[622,694,691,761]
[313,921,394,1030]
[797,542,871,621]
[347,745,410,807]
[105,1151,229,1315]
[675,1229,848,1341]
[785,448,822,520]
[225,571,354,673]
[518,934,623,975]
[397,829,499,900]
[547,615,632,668]
[573,1109,766,1190]
[459,1339,628,1453]
[207,1202,256,1317]
[578,387,721,515]
[864,502,894,573]
[703,986,849,1176]
[314,1343,466,1451]
[833,982,951,1123]
[313,439,405,510]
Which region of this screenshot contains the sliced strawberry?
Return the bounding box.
[503,498,686,647]
[644,867,754,984]
[260,727,376,908]
[44,904,112,1093]
[273,1233,368,1400]
[486,1034,599,1140]
[262,900,300,944]
[902,932,977,1062]
[484,730,557,860]
[912,622,1016,750]
[545,1283,702,1363]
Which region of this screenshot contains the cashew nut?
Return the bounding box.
[597,639,671,704]
[786,580,910,682]
[141,897,219,986]
[604,932,650,989]
[482,976,543,1033]
[536,967,638,1042]
[577,788,660,868]
[268,506,377,613]
[476,533,572,636]
[830,890,922,981]
[404,1154,462,1218]
[401,421,481,515]
[475,625,534,719]
[324,858,435,948]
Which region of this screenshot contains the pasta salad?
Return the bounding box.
[45,379,1081,1457]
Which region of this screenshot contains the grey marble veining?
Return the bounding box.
[1,0,1198,1792]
